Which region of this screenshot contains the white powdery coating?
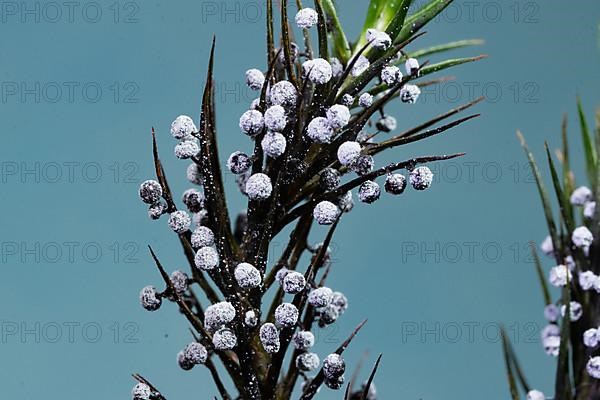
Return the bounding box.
[293,331,315,350]
[341,94,354,106]
[585,201,596,219]
[543,335,560,357]
[580,270,597,290]
[170,270,189,294]
[313,201,340,225]
[227,151,252,175]
[245,68,265,91]
[306,117,334,143]
[330,58,343,77]
[250,98,261,110]
[358,92,373,107]
[139,180,163,204]
[182,188,204,207]
[276,267,290,285]
[400,84,421,104]
[541,324,560,341]
[570,186,592,206]
[366,28,391,50]
[352,154,374,176]
[377,115,397,132]
[177,350,193,370]
[239,110,264,136]
[320,304,340,325]
[132,382,152,400]
[245,310,258,327]
[245,173,273,200]
[540,235,553,256]
[264,105,287,132]
[170,115,197,140]
[326,105,351,130]
[174,140,200,159]
[261,132,287,158]
[325,376,345,390]
[320,168,341,191]
[282,271,306,294]
[168,210,191,233]
[204,302,236,332]
[405,57,420,75]
[278,42,299,63]
[308,287,334,308]
[549,265,571,287]
[213,328,237,350]
[337,190,354,213]
[193,210,209,227]
[148,201,167,220]
[410,166,433,190]
[331,292,348,314]
[594,276,600,293]
[270,80,297,107]
[295,7,318,29]
[259,323,280,353]
[526,390,545,400]
[561,301,583,321]
[186,163,204,185]
[323,353,345,379]
[351,56,370,77]
[296,352,320,372]
[584,328,599,348]
[234,262,262,288]
[385,173,407,195]
[544,304,559,323]
[572,226,593,249]
[380,65,402,86]
[588,357,600,379]
[236,172,251,195]
[194,246,220,270]
[303,58,333,85]
[191,226,215,248]
[337,141,362,166]
[184,342,208,364]
[358,180,381,204]
[275,303,299,327]
[182,188,204,213]
[140,286,161,311]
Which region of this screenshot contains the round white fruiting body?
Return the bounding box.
[326,105,351,130]
[170,115,197,140]
[168,210,192,233]
[306,117,334,143]
[245,68,265,90]
[261,132,287,158]
[313,201,340,225]
[245,173,273,200]
[194,246,220,270]
[295,8,318,29]
[302,58,333,85]
[239,110,265,136]
[234,262,262,288]
[337,141,362,166]
[139,180,163,204]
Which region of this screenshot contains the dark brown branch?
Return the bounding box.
[206,359,232,400]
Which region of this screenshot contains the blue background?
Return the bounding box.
[1,1,599,399]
